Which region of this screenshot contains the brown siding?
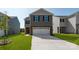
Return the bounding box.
[30,15,52,27]
[29,15,53,35]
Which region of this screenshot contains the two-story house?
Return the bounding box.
[53,12,79,34]
[25,8,53,35]
[25,8,79,35]
[0,12,20,36]
[67,12,79,34]
[8,16,20,34]
[53,16,68,33]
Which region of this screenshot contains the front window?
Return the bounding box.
[60,19,64,22]
[44,16,49,22]
[34,16,40,22]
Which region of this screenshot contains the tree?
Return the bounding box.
[0,11,10,45]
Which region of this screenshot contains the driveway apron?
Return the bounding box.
[32,34,79,50]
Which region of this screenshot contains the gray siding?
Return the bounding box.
[8,17,20,34]
[60,17,68,27]
[76,14,79,24]
[53,16,60,33]
[66,15,76,33]
[76,14,79,33]
[53,16,68,33]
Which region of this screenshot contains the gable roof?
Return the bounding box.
[68,11,79,18]
[0,12,10,19]
[0,12,9,17]
[30,8,53,15]
[10,16,18,19]
[9,16,19,21]
[9,16,20,23]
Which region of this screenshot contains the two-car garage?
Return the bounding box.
[33,27,50,35]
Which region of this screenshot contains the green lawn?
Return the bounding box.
[54,34,79,45]
[0,33,32,50]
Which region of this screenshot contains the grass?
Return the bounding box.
[0,33,32,50]
[54,33,79,45]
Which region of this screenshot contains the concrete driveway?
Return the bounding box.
[32,34,79,50]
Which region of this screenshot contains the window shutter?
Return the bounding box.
[33,16,35,21]
[38,16,40,21]
[48,16,49,22]
[43,16,44,21]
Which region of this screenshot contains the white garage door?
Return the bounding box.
[33,27,50,35]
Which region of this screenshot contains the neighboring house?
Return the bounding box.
[53,16,68,33]
[0,12,9,36]
[25,8,53,35]
[8,16,20,34]
[67,12,79,34]
[0,29,4,36]
[0,12,20,36]
[53,12,79,34]
[25,8,79,35]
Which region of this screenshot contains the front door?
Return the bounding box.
[60,27,65,33]
[26,27,30,34]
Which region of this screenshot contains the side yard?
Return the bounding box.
[0,33,32,50]
[54,34,79,45]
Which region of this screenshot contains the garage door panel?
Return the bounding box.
[33,27,50,35]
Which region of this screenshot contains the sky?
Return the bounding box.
[0,8,79,28]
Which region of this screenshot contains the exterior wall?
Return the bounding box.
[60,22,66,27]
[25,9,79,35]
[60,18,67,27]
[66,16,76,33]
[76,14,79,24]
[25,9,53,35]
[53,16,68,33]
[8,17,20,34]
[25,24,30,27]
[24,17,31,34]
[25,18,31,27]
[76,14,79,34]
[25,15,77,34]
[60,17,68,33]
[30,15,53,35]
[30,15,52,27]
[25,20,30,27]
[53,16,60,33]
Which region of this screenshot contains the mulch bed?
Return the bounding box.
[0,39,12,46]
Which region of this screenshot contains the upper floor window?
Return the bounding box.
[43,16,49,22]
[34,16,40,22]
[60,19,64,22]
[25,20,30,24]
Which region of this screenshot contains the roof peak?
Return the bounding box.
[30,8,53,15]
